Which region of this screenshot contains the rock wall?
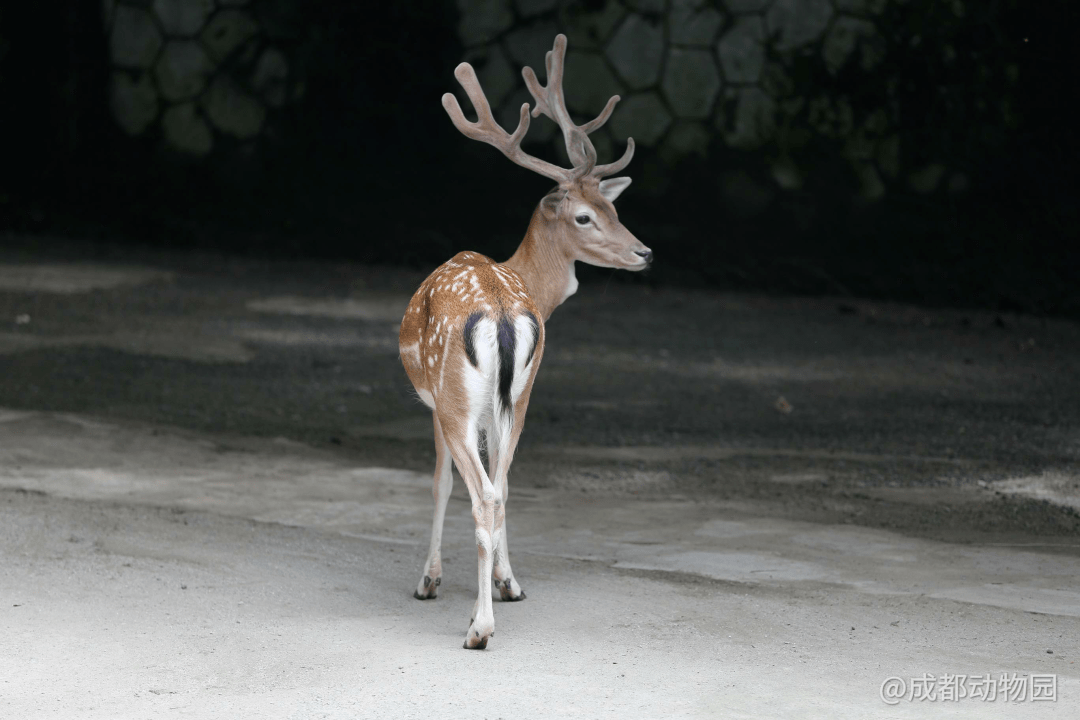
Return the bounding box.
[453,0,1018,201]
[99,0,1020,205]
[0,0,1069,314]
[103,0,303,157]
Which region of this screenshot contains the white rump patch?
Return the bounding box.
[460,317,498,433]
[510,313,539,401]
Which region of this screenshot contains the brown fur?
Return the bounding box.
[399,251,543,405]
[398,34,649,649]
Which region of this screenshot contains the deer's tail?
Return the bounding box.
[462,309,540,464]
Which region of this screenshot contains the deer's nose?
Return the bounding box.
[634,249,653,262]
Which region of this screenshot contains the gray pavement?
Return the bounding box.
[0,253,1078,718]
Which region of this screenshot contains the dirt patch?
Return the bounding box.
[0,254,1079,546]
[0,263,170,293]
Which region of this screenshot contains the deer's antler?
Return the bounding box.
[442,35,633,185]
[522,34,635,181]
[442,63,573,184]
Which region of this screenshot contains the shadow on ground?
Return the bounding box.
[0,249,1078,717]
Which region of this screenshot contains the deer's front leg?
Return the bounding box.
[415,412,452,600]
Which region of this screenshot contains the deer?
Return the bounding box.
[398,34,651,649]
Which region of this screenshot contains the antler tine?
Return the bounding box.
[522,59,552,121]
[591,137,635,179]
[523,35,629,176]
[522,35,596,168]
[569,131,598,181]
[442,62,570,184]
[528,48,559,120]
[580,95,620,135]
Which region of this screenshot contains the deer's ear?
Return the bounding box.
[540,193,563,219]
[599,177,632,202]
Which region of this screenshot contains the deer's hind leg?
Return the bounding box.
[489,410,528,602]
[490,316,541,602]
[414,411,453,600]
[441,415,498,650]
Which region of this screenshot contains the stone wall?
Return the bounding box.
[97,0,1020,205]
[5,0,1066,315]
[453,0,1018,202]
[103,0,304,157]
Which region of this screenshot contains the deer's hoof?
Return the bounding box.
[463,636,489,650]
[463,617,494,649]
[414,575,440,600]
[497,577,526,602]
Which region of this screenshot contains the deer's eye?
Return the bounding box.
[575,214,590,225]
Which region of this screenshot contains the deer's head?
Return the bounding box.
[443,34,651,272]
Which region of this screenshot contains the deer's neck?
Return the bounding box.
[503,210,576,322]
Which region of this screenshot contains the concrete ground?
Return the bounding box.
[0,247,1078,718]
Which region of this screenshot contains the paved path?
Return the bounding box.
[0,256,1077,717]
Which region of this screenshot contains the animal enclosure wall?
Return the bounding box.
[0,0,1074,316]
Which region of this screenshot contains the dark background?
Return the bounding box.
[0,0,1075,317]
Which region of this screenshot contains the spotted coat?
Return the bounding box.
[399,251,542,410]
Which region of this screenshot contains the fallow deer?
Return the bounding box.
[398,34,651,649]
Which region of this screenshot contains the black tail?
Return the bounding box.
[496,316,516,418]
[463,311,483,368]
[463,310,538,422]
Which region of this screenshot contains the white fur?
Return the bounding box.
[462,317,498,433]
[561,261,579,303]
[510,313,537,401]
